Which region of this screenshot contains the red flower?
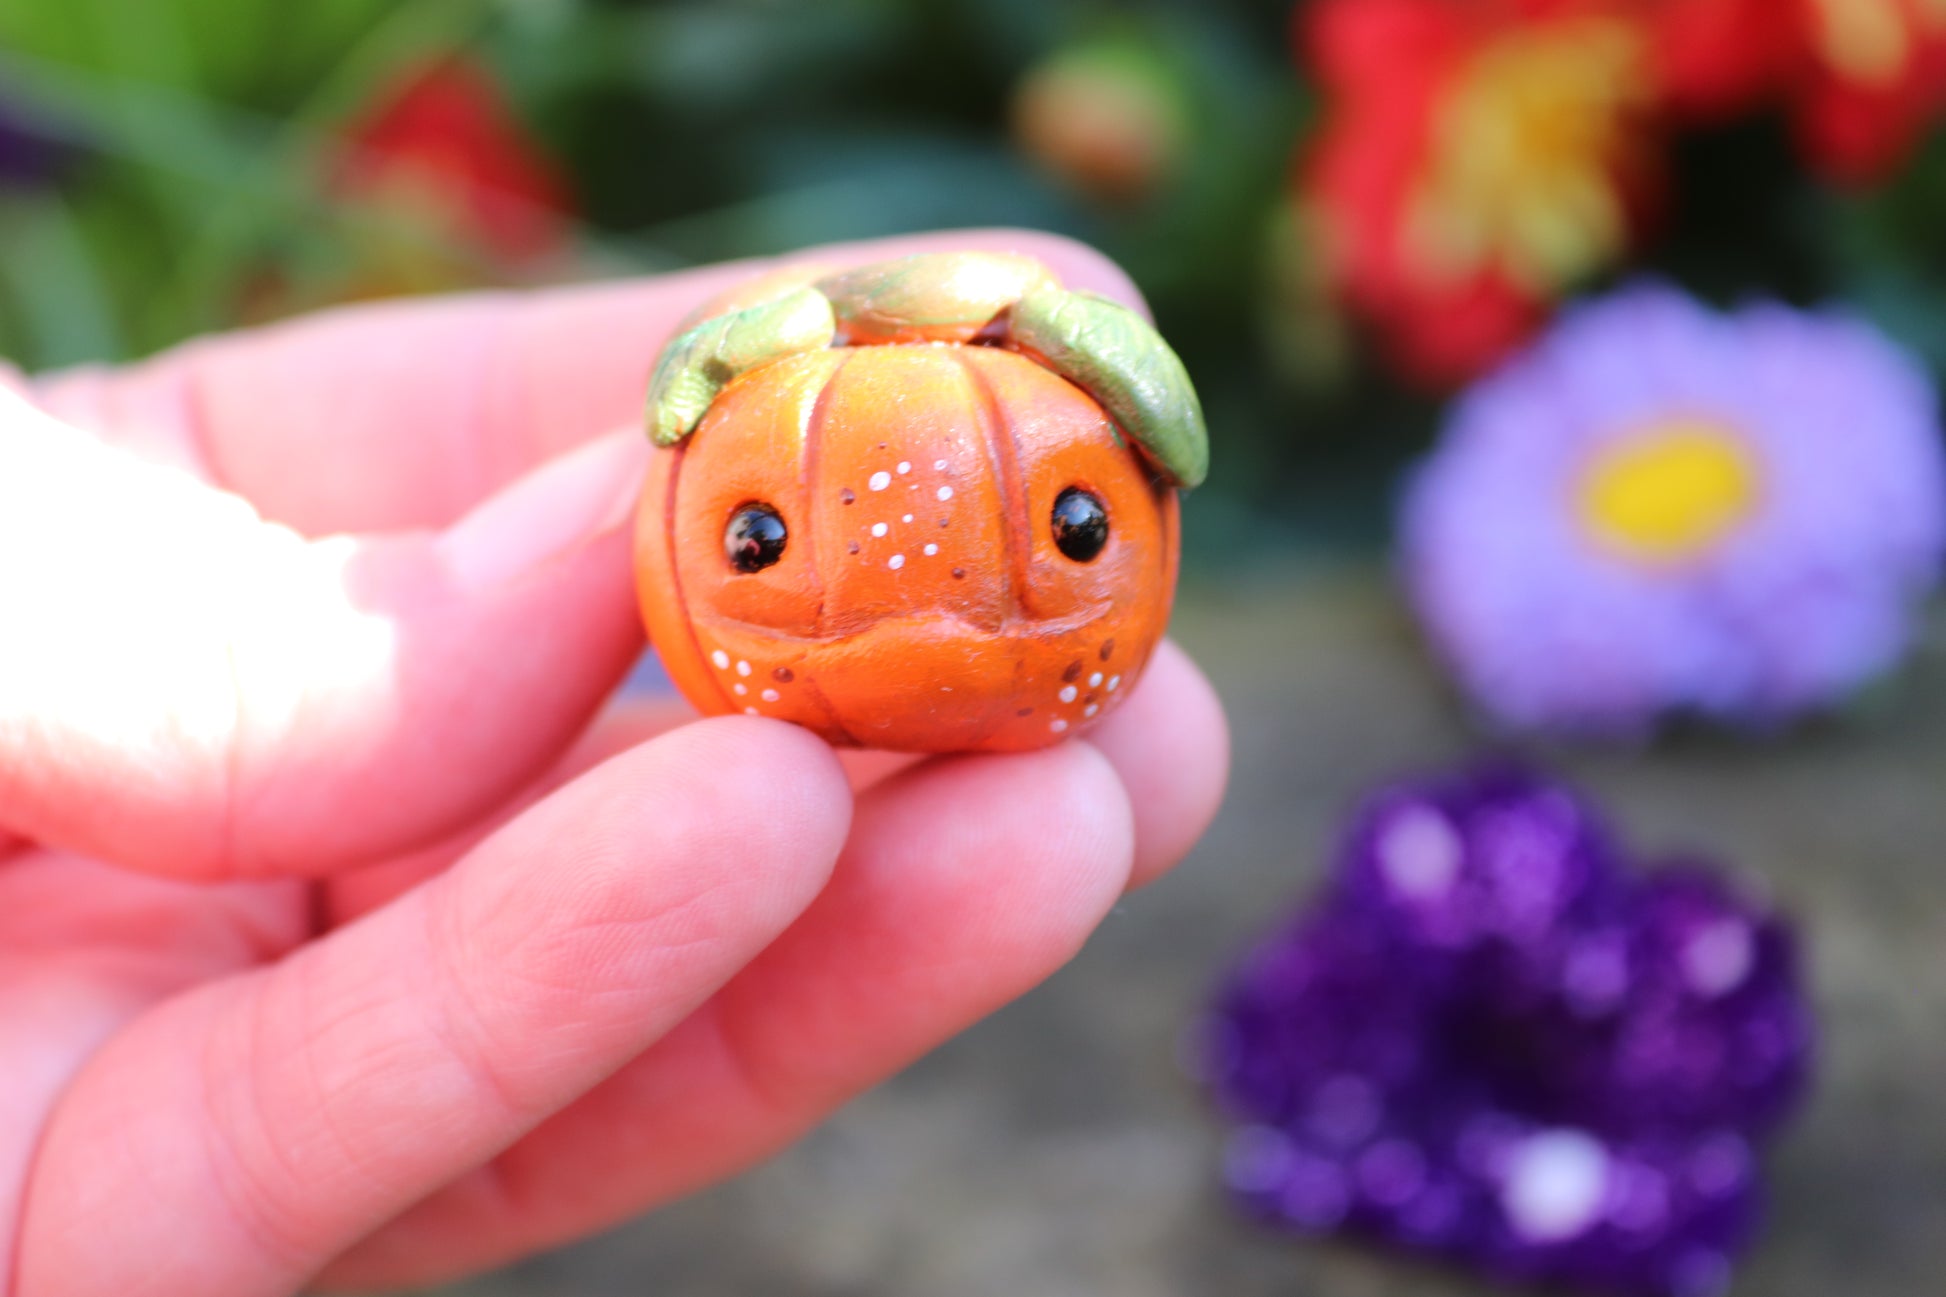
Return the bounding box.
[1641,0,1803,120]
[335,55,572,265]
[1790,0,1946,182]
[1298,0,1661,386]
[1639,0,1946,181]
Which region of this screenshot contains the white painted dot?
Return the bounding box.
[1106,675,1121,691]
[923,543,938,556]
[871,522,888,537]
[1089,672,1104,688]
[902,513,914,523]
[743,706,760,716]
[711,650,730,670]
[1050,718,1069,733]
[736,660,752,677]
[733,683,747,696]
[896,461,911,474]
[936,486,954,501]
[1058,685,1079,703]
[1084,703,1100,718]
[1378,805,1463,900]
[888,554,905,570]
[1502,1130,1610,1242]
[933,458,949,470]
[869,471,891,491]
[761,688,781,703]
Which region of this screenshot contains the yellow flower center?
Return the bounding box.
[1577,421,1759,563]
[1402,18,1648,295]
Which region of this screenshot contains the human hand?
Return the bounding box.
[0,231,1229,1296]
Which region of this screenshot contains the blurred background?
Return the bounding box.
[3,1,1943,1294]
[5,0,1946,559]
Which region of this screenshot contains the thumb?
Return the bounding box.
[0,391,649,879]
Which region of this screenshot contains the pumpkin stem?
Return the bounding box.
[815,252,1058,345]
[647,252,1209,490]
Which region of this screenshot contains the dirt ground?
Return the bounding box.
[438,567,1946,1297]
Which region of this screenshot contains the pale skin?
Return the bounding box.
[0,230,1229,1296]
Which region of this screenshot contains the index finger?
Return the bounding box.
[35,230,1144,538]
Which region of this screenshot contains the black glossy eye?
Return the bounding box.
[725,502,788,572]
[1051,487,1109,562]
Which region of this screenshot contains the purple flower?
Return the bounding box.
[1401,286,1946,736]
[1195,766,1813,1297]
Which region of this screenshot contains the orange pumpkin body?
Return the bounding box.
[633,343,1180,751]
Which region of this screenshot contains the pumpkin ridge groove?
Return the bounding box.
[800,350,852,639]
[793,669,860,748]
[661,442,738,716]
[955,348,1032,634]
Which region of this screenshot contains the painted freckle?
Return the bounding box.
[871,522,888,537]
[761,688,781,702]
[847,540,860,554]
[1089,672,1104,688]
[1107,675,1121,691]
[1100,639,1115,660]
[869,471,891,491]
[772,666,795,682]
[888,554,906,570]
[951,567,967,579]
[1063,660,1084,683]
[937,486,954,501]
[710,650,730,670]
[840,488,856,505]
[1050,719,1069,733]
[1059,685,1079,703]
[1017,707,1034,717]
[736,660,752,677]
[923,543,938,556]
[897,461,911,474]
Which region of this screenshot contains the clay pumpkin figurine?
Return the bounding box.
[632,250,1207,752]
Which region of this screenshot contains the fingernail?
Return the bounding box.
[441,430,649,591]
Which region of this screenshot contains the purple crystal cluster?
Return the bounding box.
[1196,767,1812,1296]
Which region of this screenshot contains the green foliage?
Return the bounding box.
[1830,131,1946,372]
[0,0,491,360]
[0,0,1939,558]
[1,0,364,98]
